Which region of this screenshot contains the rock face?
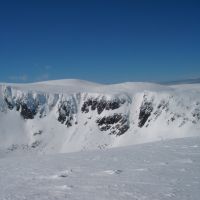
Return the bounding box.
[20,102,38,119]
[57,100,77,127]
[2,86,200,135]
[138,96,153,127]
[2,86,130,136]
[80,97,129,135]
[81,98,125,114]
[4,95,39,119]
[96,113,129,136]
[192,103,200,122]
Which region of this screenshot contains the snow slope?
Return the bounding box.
[0,79,200,153]
[0,137,200,200]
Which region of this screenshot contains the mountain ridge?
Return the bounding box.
[0,79,200,153]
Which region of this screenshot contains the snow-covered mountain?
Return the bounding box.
[0,79,200,153]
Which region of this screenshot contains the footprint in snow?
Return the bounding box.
[91,169,123,176]
[165,193,176,198]
[158,162,169,166]
[58,169,73,178]
[48,169,73,179]
[55,185,74,190]
[59,172,69,178]
[103,169,123,175]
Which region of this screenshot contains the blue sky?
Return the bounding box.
[0,0,200,83]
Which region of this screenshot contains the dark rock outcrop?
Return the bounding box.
[153,100,169,120]
[96,113,129,136]
[4,96,38,119]
[81,98,125,114]
[20,103,38,119]
[33,130,43,136]
[138,97,153,128]
[31,140,41,148]
[192,107,200,121]
[4,97,14,110]
[57,100,77,127]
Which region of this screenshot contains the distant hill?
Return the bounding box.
[162,78,200,85]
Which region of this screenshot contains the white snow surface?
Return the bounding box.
[0,136,200,200]
[0,79,170,94]
[0,80,200,199]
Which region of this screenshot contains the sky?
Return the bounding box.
[0,0,200,84]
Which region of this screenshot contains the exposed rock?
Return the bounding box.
[4,96,38,119]
[138,97,153,128]
[33,130,43,136]
[192,107,200,121]
[153,100,169,120]
[96,113,129,136]
[7,144,18,151]
[4,97,14,110]
[31,140,41,148]
[20,103,38,119]
[57,100,77,127]
[81,98,125,114]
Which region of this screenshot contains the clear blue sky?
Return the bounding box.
[0,0,200,83]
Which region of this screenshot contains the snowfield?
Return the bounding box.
[0,79,200,199]
[0,137,200,200]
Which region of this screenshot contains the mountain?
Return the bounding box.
[0,79,200,153]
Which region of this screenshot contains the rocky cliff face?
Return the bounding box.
[0,82,200,153]
[96,113,129,136]
[2,86,131,137]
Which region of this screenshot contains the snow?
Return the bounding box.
[0,79,173,95]
[0,79,200,153]
[0,136,200,200]
[0,79,200,199]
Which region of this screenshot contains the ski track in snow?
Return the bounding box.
[0,136,200,200]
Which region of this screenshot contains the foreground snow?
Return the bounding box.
[0,136,200,200]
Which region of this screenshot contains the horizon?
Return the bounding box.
[1,76,200,86]
[0,1,200,83]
